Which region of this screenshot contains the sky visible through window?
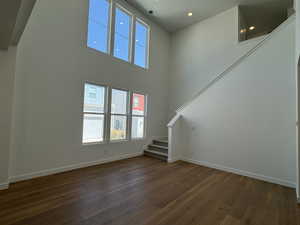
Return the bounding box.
[114,7,132,62]
[87,0,110,53]
[87,0,149,69]
[134,21,148,68]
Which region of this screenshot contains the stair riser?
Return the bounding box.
[148,146,168,154]
[153,140,168,147]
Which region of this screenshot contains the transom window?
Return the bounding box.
[87,0,150,69]
[82,83,147,144]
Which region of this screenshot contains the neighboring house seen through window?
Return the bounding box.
[82,83,147,144]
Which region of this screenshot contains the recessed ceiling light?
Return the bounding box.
[249,26,255,30]
[120,22,124,25]
[188,12,193,17]
[240,29,246,34]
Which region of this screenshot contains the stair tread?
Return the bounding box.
[154,139,168,143]
[149,144,168,150]
[145,149,168,157]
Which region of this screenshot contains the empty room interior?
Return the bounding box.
[2,0,300,224]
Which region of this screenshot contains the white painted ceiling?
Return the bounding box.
[0,0,21,49]
[0,0,36,49]
[127,0,293,32]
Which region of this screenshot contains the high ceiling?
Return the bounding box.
[127,0,293,32]
[0,0,36,50]
[0,0,21,49]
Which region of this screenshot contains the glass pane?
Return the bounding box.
[132,117,144,139]
[134,44,146,69]
[134,21,148,68]
[110,115,127,140]
[113,7,132,61]
[87,0,110,53]
[111,89,128,114]
[82,114,104,143]
[132,93,145,116]
[84,83,106,113]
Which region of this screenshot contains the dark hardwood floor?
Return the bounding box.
[0,156,299,225]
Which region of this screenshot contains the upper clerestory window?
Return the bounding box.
[87,0,150,69]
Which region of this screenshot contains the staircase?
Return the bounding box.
[144,139,168,161]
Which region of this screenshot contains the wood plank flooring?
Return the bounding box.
[0,156,299,225]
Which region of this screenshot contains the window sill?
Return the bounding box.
[82,137,146,147]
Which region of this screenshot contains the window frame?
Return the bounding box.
[112,3,134,63]
[82,83,147,146]
[108,87,131,142]
[87,0,150,69]
[82,82,109,145]
[87,0,113,54]
[133,18,150,69]
[130,92,147,140]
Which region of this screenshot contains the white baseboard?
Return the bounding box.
[10,152,143,183]
[0,182,9,190]
[182,158,296,188]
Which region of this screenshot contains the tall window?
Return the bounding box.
[113,6,132,62]
[110,89,128,141]
[87,0,111,53]
[82,83,107,143]
[134,20,149,69]
[82,84,147,144]
[131,93,146,139]
[87,0,150,68]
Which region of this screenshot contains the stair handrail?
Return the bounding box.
[167,114,182,128]
[174,14,296,114]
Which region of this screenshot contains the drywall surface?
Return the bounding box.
[180,19,296,187]
[11,0,170,178]
[0,47,17,185]
[296,0,300,197]
[169,6,263,113]
[168,116,185,162]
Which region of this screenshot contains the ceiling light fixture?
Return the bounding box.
[249,26,255,31]
[188,12,193,17]
[240,29,246,34]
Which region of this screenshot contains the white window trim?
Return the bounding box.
[87,0,150,70]
[82,82,147,146]
[109,87,130,142]
[82,82,109,145]
[134,18,150,69]
[130,92,147,140]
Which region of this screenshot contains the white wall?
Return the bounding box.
[168,115,185,162]
[295,0,300,198]
[168,7,263,113]
[0,47,17,186]
[11,0,170,179]
[179,18,296,187]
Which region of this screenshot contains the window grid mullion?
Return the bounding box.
[109,1,116,56]
[130,16,136,64]
[128,91,133,140]
[106,87,112,142]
